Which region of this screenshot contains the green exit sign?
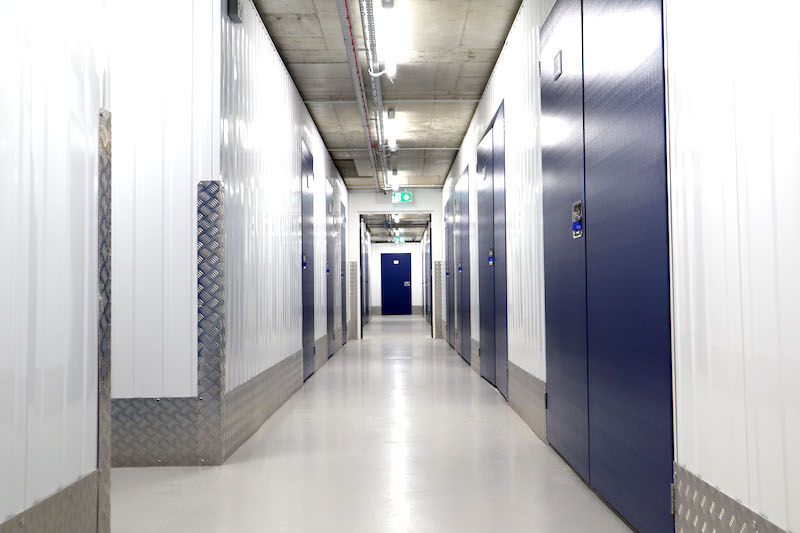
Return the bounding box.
[392,191,413,204]
[394,237,406,243]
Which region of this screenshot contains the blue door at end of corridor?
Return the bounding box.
[301,141,315,381]
[381,253,412,315]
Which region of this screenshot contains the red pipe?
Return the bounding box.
[342,0,378,156]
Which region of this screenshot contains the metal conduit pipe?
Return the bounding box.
[357,0,389,191]
[336,0,382,192]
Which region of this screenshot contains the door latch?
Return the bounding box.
[572,201,584,239]
[303,253,307,270]
[488,248,494,266]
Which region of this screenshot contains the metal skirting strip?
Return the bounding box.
[347,320,356,340]
[412,305,422,315]
[96,108,112,533]
[674,464,787,533]
[314,335,328,371]
[508,362,547,443]
[221,351,302,459]
[470,339,480,373]
[371,305,381,316]
[434,261,444,339]
[330,327,344,356]
[0,470,99,533]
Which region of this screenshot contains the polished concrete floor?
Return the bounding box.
[112,316,630,533]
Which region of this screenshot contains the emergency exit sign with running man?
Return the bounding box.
[392,191,412,203]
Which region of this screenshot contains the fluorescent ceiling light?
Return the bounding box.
[374,0,409,79]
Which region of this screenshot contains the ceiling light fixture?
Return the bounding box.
[385,108,398,151]
[374,0,408,81]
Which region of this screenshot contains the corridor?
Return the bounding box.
[111,316,628,533]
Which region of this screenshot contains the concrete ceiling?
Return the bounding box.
[362,213,431,242]
[254,0,522,189]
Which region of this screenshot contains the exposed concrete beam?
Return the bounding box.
[305,98,481,104]
[333,147,461,152]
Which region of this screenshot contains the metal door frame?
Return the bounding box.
[301,140,315,381]
[456,167,471,363]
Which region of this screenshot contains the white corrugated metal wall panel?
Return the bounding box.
[666,0,800,529]
[109,0,216,399]
[446,0,555,379]
[221,0,346,391]
[0,0,101,520]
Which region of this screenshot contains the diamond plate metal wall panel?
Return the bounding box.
[434,262,445,339]
[196,181,226,465]
[471,339,480,374]
[221,351,302,459]
[111,181,226,467]
[508,361,547,443]
[0,471,98,533]
[96,108,112,533]
[674,464,787,533]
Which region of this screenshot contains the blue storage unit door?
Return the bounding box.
[326,180,336,357]
[541,0,590,481]
[301,141,315,381]
[582,0,673,530]
[477,104,508,397]
[381,253,412,315]
[477,127,496,386]
[492,106,508,399]
[456,169,471,363]
[340,202,347,345]
[445,197,455,347]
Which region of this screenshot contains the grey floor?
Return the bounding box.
[111,315,630,533]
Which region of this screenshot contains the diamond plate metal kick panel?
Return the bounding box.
[349,262,358,339]
[96,108,112,532]
[674,464,787,533]
[0,471,98,533]
[508,361,547,443]
[221,351,302,459]
[434,261,444,339]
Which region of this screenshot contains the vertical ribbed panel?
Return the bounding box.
[446,0,556,380]
[666,0,800,530]
[109,0,217,398]
[0,0,102,520]
[220,0,346,391]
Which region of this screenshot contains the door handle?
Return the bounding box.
[572,200,583,239]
